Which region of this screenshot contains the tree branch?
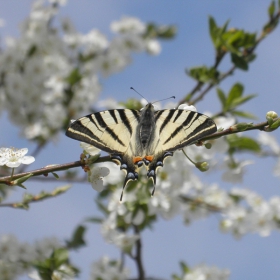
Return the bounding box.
[133,225,145,280]
[178,10,280,106]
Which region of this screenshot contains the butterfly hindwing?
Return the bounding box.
[155,109,217,151]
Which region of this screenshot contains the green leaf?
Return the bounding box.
[85,217,104,223]
[186,66,219,83]
[144,23,176,39]
[27,45,37,57]
[268,1,276,18]
[156,25,177,38]
[66,68,82,86]
[227,135,261,153]
[231,94,257,107]
[231,53,248,70]
[51,172,59,179]
[216,88,227,108]
[179,261,190,274]
[226,83,244,106]
[232,110,257,119]
[270,118,280,129]
[209,16,218,45]
[66,225,87,249]
[53,248,69,267]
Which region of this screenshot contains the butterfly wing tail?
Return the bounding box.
[111,153,139,201]
[146,151,173,196]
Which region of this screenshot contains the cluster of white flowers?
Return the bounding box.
[182,264,230,280]
[0,0,162,142]
[0,235,61,279]
[90,256,130,280]
[221,188,280,237]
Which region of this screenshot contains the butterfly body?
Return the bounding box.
[66,103,217,199]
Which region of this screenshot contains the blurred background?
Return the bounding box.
[0,1,280,279]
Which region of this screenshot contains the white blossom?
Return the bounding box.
[80,142,100,156]
[111,16,146,34]
[0,147,35,168]
[178,103,197,112]
[258,132,280,154]
[146,39,161,55]
[89,166,110,192]
[222,158,253,183]
[90,256,130,280]
[183,264,230,280]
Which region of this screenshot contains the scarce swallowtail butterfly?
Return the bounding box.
[65,102,217,200]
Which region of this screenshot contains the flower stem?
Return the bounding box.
[10,168,15,180]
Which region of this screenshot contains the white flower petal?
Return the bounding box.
[80,142,101,156]
[6,161,21,168]
[178,104,197,112]
[0,157,8,165]
[90,167,110,192]
[21,156,35,165]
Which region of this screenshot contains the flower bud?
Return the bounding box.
[266,111,278,125]
[195,161,209,172]
[204,143,212,149]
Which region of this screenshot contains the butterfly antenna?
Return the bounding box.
[152,96,175,105]
[130,87,149,104]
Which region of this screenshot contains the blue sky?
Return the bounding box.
[0,1,280,279]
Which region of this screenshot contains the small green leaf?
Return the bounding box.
[209,16,218,45]
[156,25,177,38]
[66,68,82,86]
[27,45,37,57]
[53,248,69,267]
[66,225,86,249]
[179,261,190,274]
[13,173,33,186]
[231,94,257,108]
[231,53,248,70]
[216,88,227,108]
[270,119,280,129]
[51,172,59,179]
[268,1,275,18]
[232,110,257,119]
[227,83,244,106]
[186,66,219,83]
[227,135,261,153]
[85,217,104,223]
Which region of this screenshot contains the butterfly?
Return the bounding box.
[65,103,217,200]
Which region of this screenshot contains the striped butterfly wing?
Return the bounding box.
[155,109,217,151]
[66,109,140,154]
[145,109,217,185]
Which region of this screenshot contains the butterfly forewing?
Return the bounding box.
[66,109,140,154]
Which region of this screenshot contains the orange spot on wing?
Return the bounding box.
[133,156,143,164]
[145,155,154,162]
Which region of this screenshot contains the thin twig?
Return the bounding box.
[133,225,145,280]
[0,156,110,184]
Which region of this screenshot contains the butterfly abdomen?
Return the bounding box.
[137,104,156,149]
